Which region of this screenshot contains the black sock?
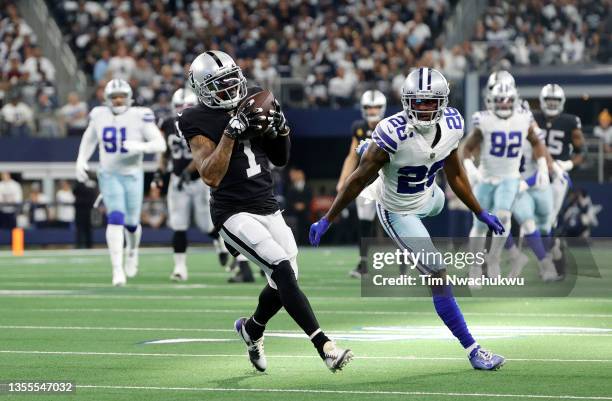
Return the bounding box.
[270,261,329,354]
[358,220,373,265]
[246,284,282,340]
[208,229,220,240]
[239,260,254,281]
[173,231,187,253]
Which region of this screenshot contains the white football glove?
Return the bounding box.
[463,158,482,185]
[556,159,574,172]
[76,159,90,182]
[535,157,550,188]
[518,180,529,192]
[552,160,570,186]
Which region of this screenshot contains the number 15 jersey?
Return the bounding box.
[471,108,533,181]
[366,107,464,214]
[87,106,159,175]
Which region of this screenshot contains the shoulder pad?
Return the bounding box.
[371,112,408,154]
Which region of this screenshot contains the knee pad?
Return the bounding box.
[521,219,537,235]
[270,260,298,290]
[173,230,187,253]
[107,211,125,226]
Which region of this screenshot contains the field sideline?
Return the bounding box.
[0,247,611,401]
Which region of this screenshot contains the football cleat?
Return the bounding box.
[538,256,561,282]
[170,265,188,282]
[485,255,501,278]
[507,251,529,279]
[348,261,368,278]
[124,250,138,278]
[469,346,505,370]
[218,251,229,267]
[234,317,266,372]
[322,341,353,372]
[112,265,126,287]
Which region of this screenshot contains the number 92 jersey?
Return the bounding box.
[88,106,158,174]
[471,108,533,181]
[366,107,464,214]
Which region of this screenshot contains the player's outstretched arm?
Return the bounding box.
[189,134,234,188]
[570,124,585,167]
[309,143,388,246]
[336,137,360,192]
[444,149,505,235]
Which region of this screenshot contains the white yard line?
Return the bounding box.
[6,307,612,319]
[0,350,610,363]
[72,384,612,400]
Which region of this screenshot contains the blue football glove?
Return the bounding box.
[476,210,505,235]
[309,217,331,246]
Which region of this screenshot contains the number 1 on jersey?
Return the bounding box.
[102,127,128,154]
[241,140,261,178]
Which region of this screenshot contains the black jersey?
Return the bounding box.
[351,119,375,141]
[159,117,199,180]
[533,111,581,161]
[177,87,285,227]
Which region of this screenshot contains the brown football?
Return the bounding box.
[239,89,275,133]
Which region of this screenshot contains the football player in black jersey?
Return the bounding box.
[154,88,238,282]
[336,90,387,278]
[534,84,585,273]
[177,50,352,372]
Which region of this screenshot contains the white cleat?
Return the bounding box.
[124,250,139,278]
[322,341,353,372]
[507,251,529,279]
[170,265,188,282]
[112,266,126,287]
[486,255,501,278]
[235,318,267,372]
[468,265,483,290]
[539,256,561,282]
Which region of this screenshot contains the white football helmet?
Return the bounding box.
[539,84,565,117]
[360,90,387,123]
[485,70,515,111]
[401,67,449,128]
[188,50,247,109]
[488,82,517,119]
[104,79,133,114]
[171,88,198,115]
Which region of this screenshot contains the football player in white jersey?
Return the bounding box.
[462,82,551,280]
[310,67,506,370]
[76,79,166,286]
[336,90,387,278]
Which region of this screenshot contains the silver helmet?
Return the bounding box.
[539,84,565,117]
[171,88,198,115]
[488,82,517,119]
[188,50,247,109]
[360,90,387,123]
[401,67,449,128]
[104,78,133,114]
[485,70,515,110]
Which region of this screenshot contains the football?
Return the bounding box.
[239,89,276,133]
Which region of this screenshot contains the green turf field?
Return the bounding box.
[0,246,611,401]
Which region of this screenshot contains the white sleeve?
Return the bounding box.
[76,122,98,164]
[140,120,167,154]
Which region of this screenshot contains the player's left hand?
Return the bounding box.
[268,99,289,137]
[476,210,505,235]
[535,157,550,188]
[122,140,147,153]
[552,161,572,188]
[309,217,331,246]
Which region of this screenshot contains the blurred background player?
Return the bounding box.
[534,84,585,274]
[76,79,166,286]
[155,87,233,282]
[462,81,551,283]
[336,90,387,278]
[311,67,506,370]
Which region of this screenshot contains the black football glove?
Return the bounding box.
[267,99,290,138]
[224,98,267,140]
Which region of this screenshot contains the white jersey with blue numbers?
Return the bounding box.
[365,107,464,213]
[86,106,158,175]
[472,108,533,181]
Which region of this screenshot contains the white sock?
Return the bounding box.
[106,224,124,270]
[213,237,228,254]
[508,244,521,258]
[466,342,479,355]
[125,224,142,256]
[174,252,187,268]
[236,254,248,262]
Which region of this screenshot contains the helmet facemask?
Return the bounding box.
[402,95,448,128]
[105,92,132,115]
[541,96,563,117]
[191,65,247,109]
[362,105,385,123]
[491,94,515,118]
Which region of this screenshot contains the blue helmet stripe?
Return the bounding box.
[427,69,432,90]
[418,68,423,90]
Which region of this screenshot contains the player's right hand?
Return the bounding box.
[76,160,90,183]
[309,217,331,247]
[224,99,267,140]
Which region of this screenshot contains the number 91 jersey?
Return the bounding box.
[471,108,533,181]
[88,106,158,174]
[367,107,464,213]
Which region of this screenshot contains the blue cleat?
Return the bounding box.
[469,346,505,370]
